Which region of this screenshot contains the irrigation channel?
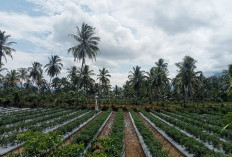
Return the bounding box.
[97,111,117,137]
[124,112,146,157]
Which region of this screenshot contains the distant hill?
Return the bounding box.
[213,72,223,77]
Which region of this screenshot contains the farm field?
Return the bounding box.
[1,0,232,157]
[0,107,231,157]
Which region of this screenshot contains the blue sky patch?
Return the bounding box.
[0,0,43,16]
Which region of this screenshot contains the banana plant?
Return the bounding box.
[223,112,232,130]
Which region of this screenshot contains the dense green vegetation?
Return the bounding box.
[1,22,232,157]
[88,109,124,157]
[130,110,168,157]
[140,110,226,157]
[1,24,232,108]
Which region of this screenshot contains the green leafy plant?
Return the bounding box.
[51,143,84,157]
[16,131,62,157]
[87,137,118,157]
[131,110,168,157]
[223,112,232,130]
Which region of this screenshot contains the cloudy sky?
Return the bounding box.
[1,0,232,86]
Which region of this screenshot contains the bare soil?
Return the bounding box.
[124,112,146,157]
[98,111,117,137]
[136,112,185,157]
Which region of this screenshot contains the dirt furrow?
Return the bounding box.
[136,112,185,157]
[98,111,117,137]
[124,112,146,157]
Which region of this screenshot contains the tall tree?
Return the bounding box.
[67,66,78,80]
[68,23,100,89]
[113,85,122,99]
[128,65,146,104]
[97,68,111,97]
[51,77,61,91]
[44,55,63,88]
[29,62,43,85]
[4,70,20,87]
[174,56,200,106]
[67,66,79,89]
[149,58,169,105]
[36,75,48,93]
[0,63,7,83]
[0,30,16,65]
[79,65,95,92]
[17,68,28,88]
[155,58,168,71]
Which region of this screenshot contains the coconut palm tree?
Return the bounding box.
[113,85,122,99]
[17,68,28,88]
[67,66,78,79]
[67,66,80,89]
[149,59,169,105]
[4,70,20,87]
[52,77,61,91]
[0,30,16,65]
[29,62,43,87]
[68,23,100,88]
[79,65,95,92]
[23,79,32,91]
[193,72,206,102]
[60,77,69,90]
[128,65,146,104]
[0,63,7,83]
[97,68,111,97]
[44,55,63,88]
[155,58,168,71]
[37,75,48,93]
[174,56,200,106]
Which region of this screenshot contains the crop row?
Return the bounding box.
[173,111,224,127]
[109,109,124,157]
[0,108,53,120]
[0,109,75,136]
[130,110,168,157]
[71,110,111,146]
[162,111,232,141]
[0,109,89,147]
[140,110,224,157]
[0,107,29,116]
[56,110,97,136]
[58,110,111,156]
[153,111,232,154]
[0,108,62,125]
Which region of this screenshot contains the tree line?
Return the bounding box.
[0,23,231,107]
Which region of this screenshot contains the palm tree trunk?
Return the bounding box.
[136,90,139,105]
[156,89,159,105]
[49,77,52,91]
[77,58,85,91]
[183,86,187,107]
